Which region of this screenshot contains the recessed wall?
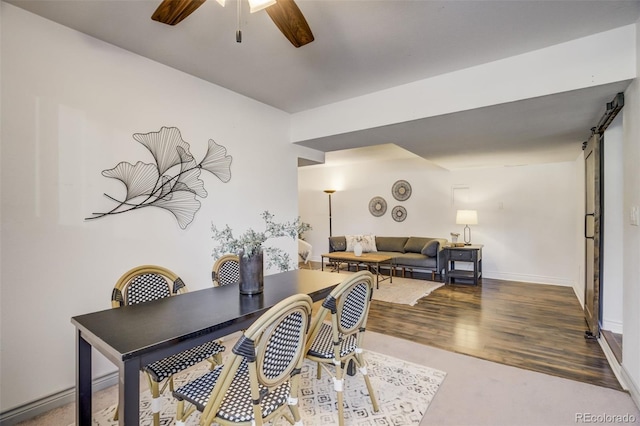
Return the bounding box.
[298,156,581,287]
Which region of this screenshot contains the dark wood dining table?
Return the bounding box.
[71,269,343,425]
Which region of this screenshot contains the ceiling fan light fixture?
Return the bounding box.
[248,0,277,13]
[152,0,313,48]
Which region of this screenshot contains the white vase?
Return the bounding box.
[354,242,363,256]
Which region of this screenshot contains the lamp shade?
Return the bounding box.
[456,210,478,225]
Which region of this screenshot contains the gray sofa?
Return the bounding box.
[328,235,448,280]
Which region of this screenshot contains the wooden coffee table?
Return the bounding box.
[321,252,394,288]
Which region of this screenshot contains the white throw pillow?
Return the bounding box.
[360,235,377,252]
[345,235,359,251]
[345,235,377,253]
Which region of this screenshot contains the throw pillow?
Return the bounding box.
[404,237,430,253]
[360,235,378,252]
[346,235,377,252]
[375,236,408,253]
[421,239,440,257]
[329,236,347,252]
[345,235,359,251]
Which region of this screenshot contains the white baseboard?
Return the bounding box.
[602,319,624,334]
[598,337,628,390]
[313,263,576,287]
[573,284,585,308]
[483,270,575,287]
[0,372,118,425]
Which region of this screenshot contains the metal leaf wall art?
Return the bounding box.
[86,126,232,229]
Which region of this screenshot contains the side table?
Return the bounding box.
[444,245,483,285]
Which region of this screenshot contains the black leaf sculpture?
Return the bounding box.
[86,126,232,229]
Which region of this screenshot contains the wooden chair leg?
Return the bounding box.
[175,398,199,425]
[176,399,185,424]
[151,380,161,426]
[288,379,304,425]
[355,352,379,412]
[334,365,346,426]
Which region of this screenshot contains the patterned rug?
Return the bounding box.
[90,351,446,425]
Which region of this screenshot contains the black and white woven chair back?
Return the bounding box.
[112,265,186,308]
[217,260,240,286]
[212,254,240,287]
[336,279,372,335]
[257,309,308,387]
[126,273,172,305]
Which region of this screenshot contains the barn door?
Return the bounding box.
[584,133,601,339]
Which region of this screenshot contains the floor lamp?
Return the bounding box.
[324,189,336,237]
[324,190,336,270]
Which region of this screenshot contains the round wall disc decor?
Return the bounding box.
[369,196,387,217]
[392,206,407,222]
[392,180,412,201]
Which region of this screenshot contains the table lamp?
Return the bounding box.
[456,210,478,245]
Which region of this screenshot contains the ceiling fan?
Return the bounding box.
[151,0,314,47]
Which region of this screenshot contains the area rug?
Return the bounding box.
[371,276,444,306]
[330,270,444,306]
[89,351,446,425]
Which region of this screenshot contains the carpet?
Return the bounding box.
[89,351,446,425]
[329,270,444,306]
[371,276,444,306]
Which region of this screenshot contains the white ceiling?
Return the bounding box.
[298,82,633,169]
[6,0,640,168]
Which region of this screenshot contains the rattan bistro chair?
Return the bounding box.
[172,293,313,426]
[304,270,379,426]
[111,265,226,426]
[212,254,241,287]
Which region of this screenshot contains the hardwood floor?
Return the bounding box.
[366,276,623,391]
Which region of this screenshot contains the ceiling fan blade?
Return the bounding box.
[152,0,206,26]
[265,0,314,47]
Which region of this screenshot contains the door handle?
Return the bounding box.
[585,213,595,239]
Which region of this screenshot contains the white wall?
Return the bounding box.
[602,114,624,333]
[0,4,298,411]
[621,17,640,407]
[299,157,580,287]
